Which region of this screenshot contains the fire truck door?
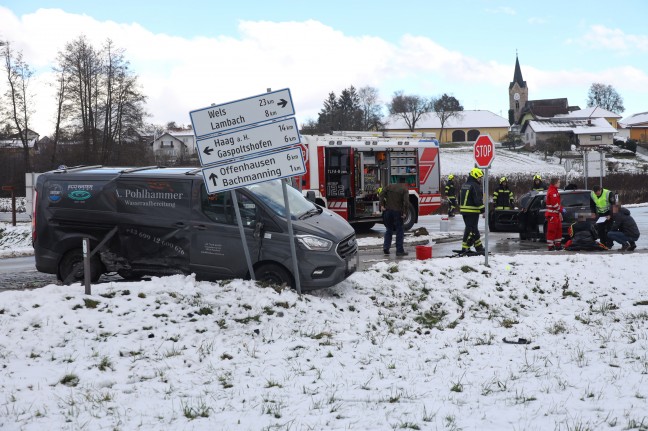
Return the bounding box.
[324,147,352,218]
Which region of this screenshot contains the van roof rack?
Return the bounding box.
[186,168,203,175]
[120,166,162,174]
[53,165,103,173]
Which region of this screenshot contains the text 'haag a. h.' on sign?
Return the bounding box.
[202,146,306,194]
[190,88,295,139]
[195,117,300,167]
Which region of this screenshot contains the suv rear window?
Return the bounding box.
[562,192,590,208]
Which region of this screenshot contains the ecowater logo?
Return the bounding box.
[68,190,92,201]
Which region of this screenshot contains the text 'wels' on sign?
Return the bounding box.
[196,118,300,167]
[202,146,306,194]
[190,88,295,139]
[473,134,495,168]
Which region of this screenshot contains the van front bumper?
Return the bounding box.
[299,252,358,290]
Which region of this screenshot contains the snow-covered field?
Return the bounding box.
[2,149,648,430]
[1,255,648,430]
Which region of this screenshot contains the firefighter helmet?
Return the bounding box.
[469,168,484,179]
[448,174,454,180]
[499,176,507,184]
[533,174,542,181]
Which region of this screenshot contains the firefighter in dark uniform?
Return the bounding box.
[493,176,514,210]
[531,174,547,191]
[459,168,486,253]
[445,174,458,217]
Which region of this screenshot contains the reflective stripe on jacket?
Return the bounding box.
[545,184,562,218]
[459,177,485,214]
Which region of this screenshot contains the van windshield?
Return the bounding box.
[246,180,318,219]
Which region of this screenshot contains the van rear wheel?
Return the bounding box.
[59,249,102,285]
[255,263,293,289]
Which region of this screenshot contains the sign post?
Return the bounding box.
[473,134,496,266]
[190,88,305,293]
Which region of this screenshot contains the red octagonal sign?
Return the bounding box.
[474,134,495,168]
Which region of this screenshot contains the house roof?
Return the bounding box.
[385,110,509,130]
[524,117,616,135]
[150,132,188,147]
[556,106,622,119]
[620,111,648,127]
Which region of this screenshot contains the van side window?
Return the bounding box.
[201,189,258,226]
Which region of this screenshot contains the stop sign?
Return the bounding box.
[474,134,495,168]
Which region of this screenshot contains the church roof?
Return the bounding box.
[509,55,527,90]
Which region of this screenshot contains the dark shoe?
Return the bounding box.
[474,246,485,253]
[547,246,555,251]
[554,245,563,251]
[396,251,409,257]
[383,249,390,255]
[620,243,630,251]
[628,241,637,251]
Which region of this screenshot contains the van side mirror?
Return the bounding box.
[305,191,316,203]
[254,221,264,239]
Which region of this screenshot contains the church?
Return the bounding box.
[508,56,618,148]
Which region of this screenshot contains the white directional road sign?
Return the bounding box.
[190,88,295,139]
[202,146,306,194]
[196,117,300,167]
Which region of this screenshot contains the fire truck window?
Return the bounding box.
[325,148,351,198]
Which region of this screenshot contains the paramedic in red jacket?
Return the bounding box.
[545,177,563,250]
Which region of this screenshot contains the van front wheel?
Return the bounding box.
[59,249,102,285]
[254,263,293,289]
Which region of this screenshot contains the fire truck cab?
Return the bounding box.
[299,132,441,231]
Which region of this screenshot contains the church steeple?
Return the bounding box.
[509,54,526,90]
[508,54,528,125]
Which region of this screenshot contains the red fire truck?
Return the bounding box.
[298,132,441,231]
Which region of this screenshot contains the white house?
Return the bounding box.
[150,130,196,162]
[521,117,617,148]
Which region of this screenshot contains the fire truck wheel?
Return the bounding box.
[402,202,416,231]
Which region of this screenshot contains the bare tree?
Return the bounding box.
[387,91,432,132]
[357,86,384,130]
[433,94,463,143]
[1,40,34,171]
[54,35,147,165]
[586,83,625,114]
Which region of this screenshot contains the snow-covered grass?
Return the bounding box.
[0,222,33,258]
[0,197,27,212]
[1,254,648,430]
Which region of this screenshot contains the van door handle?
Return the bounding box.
[194,224,207,230]
[174,222,186,228]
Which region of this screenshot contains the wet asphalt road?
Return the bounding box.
[2,208,648,291]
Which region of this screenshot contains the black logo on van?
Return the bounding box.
[68,190,92,201]
[48,184,63,203]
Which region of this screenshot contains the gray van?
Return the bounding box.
[33,166,358,290]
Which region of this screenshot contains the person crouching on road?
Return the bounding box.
[445,174,458,217]
[545,177,563,251]
[608,204,640,251]
[459,168,485,254]
[493,176,514,210]
[379,178,409,257]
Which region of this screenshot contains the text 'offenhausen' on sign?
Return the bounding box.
[196,117,300,167]
[190,88,295,139]
[202,146,306,194]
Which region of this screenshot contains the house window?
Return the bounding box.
[590,135,602,141]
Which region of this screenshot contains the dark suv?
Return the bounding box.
[489,189,593,240]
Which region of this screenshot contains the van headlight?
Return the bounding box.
[296,235,332,251]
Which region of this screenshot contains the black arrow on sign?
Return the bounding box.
[277,99,288,108]
[203,146,214,156]
[209,173,218,186]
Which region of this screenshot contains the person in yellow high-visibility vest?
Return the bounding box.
[590,185,616,247]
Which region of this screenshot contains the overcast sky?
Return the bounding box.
[2,0,648,136]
